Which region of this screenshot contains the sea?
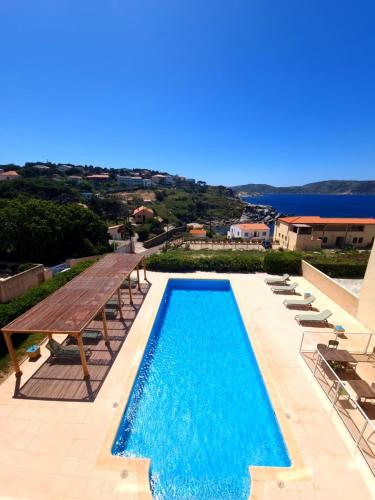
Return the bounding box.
[241,194,375,218]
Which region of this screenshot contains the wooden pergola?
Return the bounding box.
[1,253,147,380]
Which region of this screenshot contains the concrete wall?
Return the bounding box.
[143,226,186,249]
[357,243,375,331]
[301,260,359,317]
[0,264,45,303]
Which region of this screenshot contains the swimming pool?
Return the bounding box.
[112,279,290,499]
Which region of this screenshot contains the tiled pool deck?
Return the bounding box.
[0,272,374,499]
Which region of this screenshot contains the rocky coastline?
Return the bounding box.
[240,202,287,225]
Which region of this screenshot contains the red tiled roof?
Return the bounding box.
[233,223,269,231]
[133,206,154,215]
[0,170,19,177]
[189,229,206,234]
[278,216,375,225]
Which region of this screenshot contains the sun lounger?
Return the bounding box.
[107,298,121,307]
[105,302,119,310]
[94,307,117,320]
[271,282,298,294]
[120,278,138,289]
[283,295,316,309]
[295,309,332,325]
[264,274,290,285]
[46,338,91,359]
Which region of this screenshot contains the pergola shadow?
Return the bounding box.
[13,282,151,402]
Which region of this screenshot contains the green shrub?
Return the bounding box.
[136,226,150,242]
[147,251,264,273]
[147,249,368,278]
[304,250,369,279]
[263,251,302,275]
[0,260,95,358]
[306,259,367,278]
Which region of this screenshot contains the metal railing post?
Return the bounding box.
[356,420,368,447]
[364,333,372,354]
[332,380,341,406]
[299,331,305,353]
[313,351,320,376]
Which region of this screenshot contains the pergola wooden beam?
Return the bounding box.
[3,332,22,377]
[117,288,124,320]
[1,253,144,379]
[128,277,133,305]
[101,308,110,345]
[143,258,147,281]
[76,334,90,379]
[136,266,141,291]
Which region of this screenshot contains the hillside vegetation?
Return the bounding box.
[150,186,244,224]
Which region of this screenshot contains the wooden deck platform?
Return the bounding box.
[13,283,151,402]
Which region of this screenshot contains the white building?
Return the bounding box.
[117,175,144,187]
[150,174,174,185]
[57,164,72,173]
[227,223,270,240]
[0,170,20,182]
[108,224,124,241]
[33,164,50,170]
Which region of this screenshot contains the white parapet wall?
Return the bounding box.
[357,242,375,331]
[301,260,359,317]
[0,264,46,303]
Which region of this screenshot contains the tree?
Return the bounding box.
[0,197,111,264]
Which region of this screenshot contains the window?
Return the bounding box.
[322,237,328,243]
[262,231,266,236]
[353,237,358,243]
[358,237,363,243]
[244,232,249,237]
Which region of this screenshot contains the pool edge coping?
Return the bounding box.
[230,282,313,498]
[95,275,311,499]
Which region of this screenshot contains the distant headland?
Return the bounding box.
[232,180,375,195]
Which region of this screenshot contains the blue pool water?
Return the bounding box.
[112,279,290,499]
[242,194,375,218]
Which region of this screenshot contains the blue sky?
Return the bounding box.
[1,0,374,186]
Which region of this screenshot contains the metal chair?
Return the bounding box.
[328,340,339,349]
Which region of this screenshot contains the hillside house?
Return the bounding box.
[275,216,375,250]
[228,223,270,240]
[133,206,154,224]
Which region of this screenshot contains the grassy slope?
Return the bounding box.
[150,187,244,224]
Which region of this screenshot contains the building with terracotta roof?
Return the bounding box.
[133,206,154,224]
[0,170,20,181]
[86,174,110,183]
[228,223,270,240]
[189,228,207,239]
[275,216,375,250]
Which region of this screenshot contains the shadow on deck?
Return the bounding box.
[13,283,151,403]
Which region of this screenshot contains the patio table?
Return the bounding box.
[343,380,375,402]
[317,346,357,367]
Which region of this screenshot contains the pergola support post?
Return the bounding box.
[117,288,124,320]
[102,308,110,345]
[76,334,90,379]
[142,258,147,281]
[3,332,22,377]
[128,278,133,305]
[136,266,141,291]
